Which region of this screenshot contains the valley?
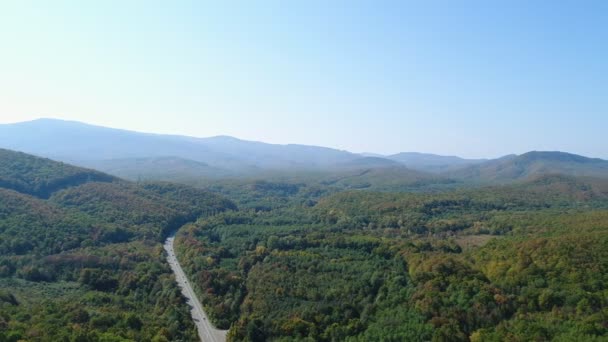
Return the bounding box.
[1,123,607,341]
[2,2,605,340]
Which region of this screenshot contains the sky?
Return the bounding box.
[0,1,606,158]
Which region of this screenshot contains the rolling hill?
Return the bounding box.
[175,171,608,341]
[319,166,455,191]
[81,156,235,183]
[448,151,608,183]
[3,147,608,340]
[0,148,116,198]
[335,156,402,169]
[387,152,486,173]
[0,148,236,341]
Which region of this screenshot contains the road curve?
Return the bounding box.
[164,234,227,342]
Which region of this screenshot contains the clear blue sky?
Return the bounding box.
[1,1,606,158]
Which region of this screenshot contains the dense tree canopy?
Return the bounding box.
[0,148,116,198]
[174,175,608,341]
[2,148,608,341]
[0,150,237,341]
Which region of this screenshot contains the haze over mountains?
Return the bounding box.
[448,151,608,183]
[2,128,608,341]
[387,152,487,173]
[1,118,607,185]
[3,143,608,341]
[0,119,356,172]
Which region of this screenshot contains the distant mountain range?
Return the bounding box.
[0,119,355,172]
[1,118,607,184]
[386,152,487,173]
[448,151,608,183]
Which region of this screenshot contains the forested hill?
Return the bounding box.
[387,152,487,173]
[0,147,236,255]
[447,151,608,183]
[315,174,608,219]
[0,149,236,341]
[0,148,116,198]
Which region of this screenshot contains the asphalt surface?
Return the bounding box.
[164,234,227,342]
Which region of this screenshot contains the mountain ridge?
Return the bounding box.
[0,118,357,170]
[447,150,608,183]
[387,152,487,173]
[1,119,607,184]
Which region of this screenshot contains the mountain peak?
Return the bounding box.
[448,150,608,182]
[519,151,603,163]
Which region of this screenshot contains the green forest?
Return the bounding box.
[1,148,608,341]
[0,149,236,341]
[174,174,608,341]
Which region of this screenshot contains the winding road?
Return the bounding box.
[164,234,227,342]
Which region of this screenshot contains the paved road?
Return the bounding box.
[164,234,227,342]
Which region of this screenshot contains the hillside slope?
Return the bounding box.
[447,151,608,183]
[0,148,115,198]
[81,156,234,182]
[388,152,486,173]
[0,149,236,341]
[319,166,455,191]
